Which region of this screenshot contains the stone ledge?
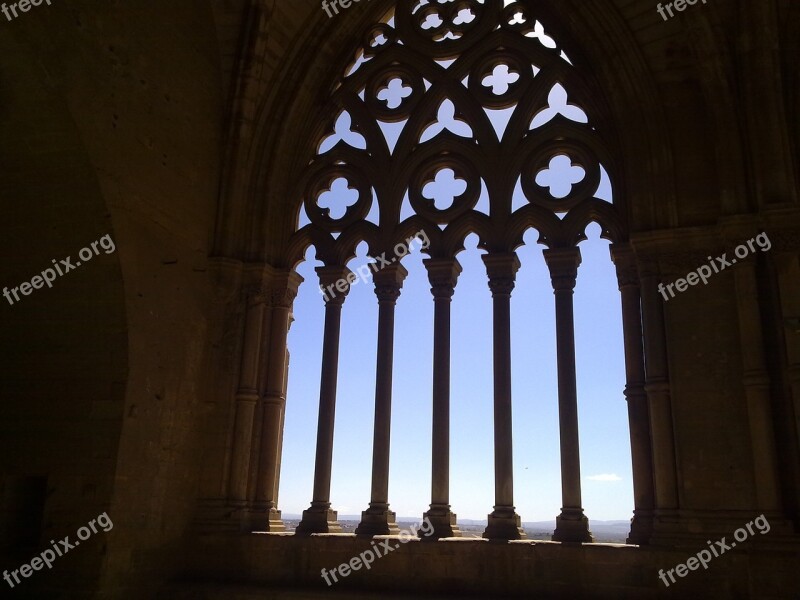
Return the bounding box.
[171,532,800,599]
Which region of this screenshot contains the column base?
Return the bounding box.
[626,509,654,545]
[242,506,286,533]
[483,507,526,540]
[354,504,400,536]
[421,505,461,539]
[295,504,342,534]
[552,508,592,543]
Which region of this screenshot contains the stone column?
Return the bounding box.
[228,285,268,504]
[250,270,303,532]
[481,253,526,540]
[273,344,290,508]
[610,244,655,545]
[544,247,592,543]
[192,257,243,532]
[732,256,783,513]
[421,258,462,539]
[297,267,352,534]
[771,236,800,487]
[639,261,680,514]
[356,263,408,536]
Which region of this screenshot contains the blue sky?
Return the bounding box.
[280,222,632,523]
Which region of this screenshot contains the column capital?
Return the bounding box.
[609,243,640,290]
[316,265,353,305]
[267,270,304,308]
[424,257,462,299]
[482,252,520,297]
[373,263,408,303]
[240,265,303,307]
[543,247,582,291]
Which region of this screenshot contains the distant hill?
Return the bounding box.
[281,516,633,544]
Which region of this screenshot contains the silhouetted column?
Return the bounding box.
[610,244,655,545]
[228,285,267,504]
[274,344,290,508]
[482,253,526,540]
[639,262,679,513]
[422,258,462,539]
[297,267,352,534]
[545,247,592,543]
[252,270,303,532]
[356,263,407,536]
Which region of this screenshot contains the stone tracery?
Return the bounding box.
[280,0,650,542]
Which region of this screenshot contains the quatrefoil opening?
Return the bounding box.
[317,178,360,220]
[362,24,397,58]
[501,2,533,33]
[398,0,495,56]
[304,165,373,230]
[378,78,413,110]
[535,155,586,199]
[409,154,481,223]
[366,66,425,122]
[521,140,602,212]
[422,168,468,210]
[469,49,532,109]
[481,64,521,96]
[416,2,478,42]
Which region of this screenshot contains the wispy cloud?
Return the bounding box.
[587,473,622,482]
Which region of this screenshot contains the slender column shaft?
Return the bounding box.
[275,346,290,503]
[356,264,408,536]
[256,304,291,506]
[545,247,592,543]
[246,391,265,502]
[610,244,654,544]
[372,302,395,500]
[250,271,303,532]
[732,259,782,512]
[772,250,800,481]
[481,253,525,540]
[431,293,451,503]
[422,259,462,538]
[312,299,345,502]
[297,267,352,534]
[639,264,679,511]
[493,279,514,505]
[229,291,266,503]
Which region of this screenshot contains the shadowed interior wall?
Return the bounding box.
[0,0,245,595]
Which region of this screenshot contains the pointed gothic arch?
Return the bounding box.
[249,0,656,543]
